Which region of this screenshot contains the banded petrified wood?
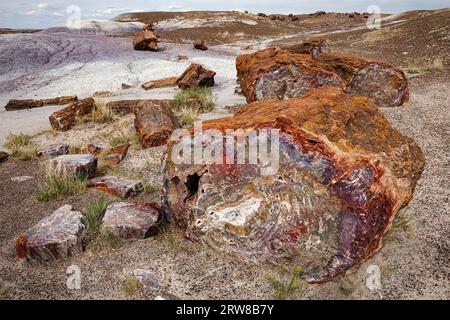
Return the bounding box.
[236,48,409,107]
[162,87,424,283]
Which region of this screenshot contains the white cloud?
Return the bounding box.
[25,10,37,16]
[37,3,48,10]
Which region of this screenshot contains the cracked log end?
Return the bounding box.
[162,86,424,283]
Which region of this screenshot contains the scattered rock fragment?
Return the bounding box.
[121,83,132,89]
[133,268,161,290]
[133,23,158,51]
[162,86,425,283]
[134,100,181,148]
[11,175,33,182]
[80,144,102,156]
[101,202,160,239]
[38,143,69,157]
[4,96,77,111]
[177,54,189,61]
[142,77,178,90]
[176,63,216,89]
[87,176,142,198]
[103,144,129,166]
[0,151,9,163]
[193,39,208,51]
[16,205,85,261]
[49,97,95,131]
[50,154,97,177]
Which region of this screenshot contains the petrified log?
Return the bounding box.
[38,143,69,157]
[236,48,342,103]
[133,24,158,51]
[88,176,142,198]
[283,38,327,59]
[316,52,409,108]
[142,77,178,90]
[49,97,95,131]
[162,86,424,283]
[50,154,97,178]
[4,96,77,111]
[193,39,208,51]
[106,99,172,115]
[176,64,216,89]
[236,48,409,107]
[101,202,160,239]
[16,205,85,261]
[134,100,181,148]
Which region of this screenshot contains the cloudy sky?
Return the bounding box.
[1,0,449,29]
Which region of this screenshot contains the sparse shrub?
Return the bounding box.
[101,230,123,249]
[77,101,118,124]
[171,87,215,114]
[266,264,305,300]
[423,58,444,73]
[36,167,86,202]
[3,133,38,160]
[122,275,141,296]
[109,131,140,148]
[68,144,82,154]
[155,225,195,254]
[143,181,158,194]
[390,208,416,238]
[406,66,421,74]
[84,197,114,241]
[178,106,199,127]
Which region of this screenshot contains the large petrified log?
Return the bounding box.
[49,97,95,131]
[133,24,158,51]
[236,48,342,103]
[134,100,181,148]
[4,96,77,111]
[106,99,172,115]
[162,86,424,283]
[142,77,178,90]
[176,64,216,89]
[236,48,409,107]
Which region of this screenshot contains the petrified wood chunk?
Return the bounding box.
[316,52,409,107]
[193,39,208,51]
[87,176,142,198]
[106,99,173,115]
[142,77,178,90]
[38,143,69,157]
[16,205,85,261]
[50,154,97,178]
[283,38,327,58]
[162,86,424,283]
[0,151,9,163]
[133,24,158,51]
[4,96,77,111]
[101,202,160,239]
[176,64,216,89]
[49,97,95,131]
[236,48,342,103]
[134,100,181,148]
[102,144,129,165]
[236,48,409,107]
[80,144,102,155]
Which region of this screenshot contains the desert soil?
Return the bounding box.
[0,9,449,299]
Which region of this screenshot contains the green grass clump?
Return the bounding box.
[77,101,118,124]
[122,275,141,296]
[266,264,306,300]
[406,66,421,75]
[84,197,114,241]
[36,168,87,202]
[3,133,38,160]
[171,87,215,127]
[143,181,159,194]
[423,58,444,73]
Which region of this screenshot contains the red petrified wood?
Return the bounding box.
[162,86,424,283]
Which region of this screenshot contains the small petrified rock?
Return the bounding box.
[162,86,424,283]
[80,144,102,156]
[193,39,208,51]
[134,100,181,148]
[0,151,9,163]
[133,268,161,290]
[176,63,216,89]
[177,54,189,61]
[49,97,95,131]
[87,176,143,198]
[50,154,97,177]
[133,24,158,51]
[101,202,161,239]
[142,77,178,90]
[121,83,132,89]
[4,96,77,111]
[106,99,172,115]
[103,144,129,165]
[38,143,69,157]
[11,176,33,182]
[16,205,85,261]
